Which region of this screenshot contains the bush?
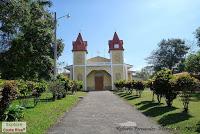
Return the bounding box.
[76,81,83,91]
[2,105,24,121]
[33,81,48,97]
[134,81,145,97]
[173,73,199,112]
[152,69,178,106]
[32,81,48,106]
[0,81,18,120]
[49,80,65,100]
[146,79,155,101]
[114,80,125,91]
[64,79,71,93]
[0,79,4,87]
[17,80,32,97]
[57,74,68,81]
[125,80,135,94]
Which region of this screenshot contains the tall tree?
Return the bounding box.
[147,39,190,72]
[195,27,200,47]
[134,66,153,80]
[185,51,200,74]
[0,0,64,80]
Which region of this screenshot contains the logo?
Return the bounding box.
[2,122,26,133]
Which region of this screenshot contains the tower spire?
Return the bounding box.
[108,32,124,53]
[76,33,83,42]
[113,32,120,42]
[72,33,87,52]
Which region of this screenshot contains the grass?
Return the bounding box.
[0,91,87,134]
[114,90,200,134]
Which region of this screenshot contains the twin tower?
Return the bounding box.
[71,32,131,91]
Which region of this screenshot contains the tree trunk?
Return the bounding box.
[157,95,161,104]
[152,92,155,101]
[166,99,172,107]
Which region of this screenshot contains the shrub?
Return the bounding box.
[2,105,24,121]
[71,81,78,94]
[114,80,125,91]
[17,80,32,97]
[152,69,178,106]
[146,79,155,101]
[33,81,48,97]
[125,80,135,94]
[32,81,48,105]
[57,74,68,81]
[0,81,18,120]
[76,81,83,91]
[49,80,65,100]
[134,81,145,97]
[64,79,71,93]
[173,73,199,112]
[0,79,4,87]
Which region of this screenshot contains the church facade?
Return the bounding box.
[66,32,133,91]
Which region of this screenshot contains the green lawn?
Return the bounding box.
[115,90,200,134]
[0,91,87,134]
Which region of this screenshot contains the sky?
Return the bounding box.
[50,0,200,71]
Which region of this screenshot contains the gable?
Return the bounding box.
[87,56,110,63]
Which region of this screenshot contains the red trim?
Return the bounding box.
[108,32,124,52]
[72,33,88,52]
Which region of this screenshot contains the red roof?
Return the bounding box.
[72,33,87,52]
[108,32,124,52]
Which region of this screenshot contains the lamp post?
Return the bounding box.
[53,12,70,79]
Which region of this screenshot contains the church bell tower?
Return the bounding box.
[72,33,87,91]
[109,32,125,90]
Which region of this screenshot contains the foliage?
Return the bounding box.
[57,74,68,81]
[76,81,83,91]
[134,81,145,97]
[49,80,66,100]
[145,79,155,101]
[173,73,199,112]
[17,80,47,107]
[0,81,18,120]
[0,0,64,81]
[147,39,189,71]
[0,92,86,134]
[17,80,32,97]
[114,80,125,90]
[2,105,24,121]
[152,69,178,106]
[57,74,71,92]
[33,81,48,97]
[134,66,153,80]
[195,27,200,47]
[70,80,83,94]
[0,79,4,87]
[124,80,135,94]
[115,80,145,97]
[185,51,200,74]
[116,90,200,134]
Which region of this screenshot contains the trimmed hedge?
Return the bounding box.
[114,80,145,97]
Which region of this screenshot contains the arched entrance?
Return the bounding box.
[87,70,111,91]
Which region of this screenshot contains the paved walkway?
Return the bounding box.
[48,91,168,134]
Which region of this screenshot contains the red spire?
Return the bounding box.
[72,33,87,52]
[76,33,83,42]
[113,32,120,43]
[108,32,124,52]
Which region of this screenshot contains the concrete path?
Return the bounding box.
[48,91,169,134]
